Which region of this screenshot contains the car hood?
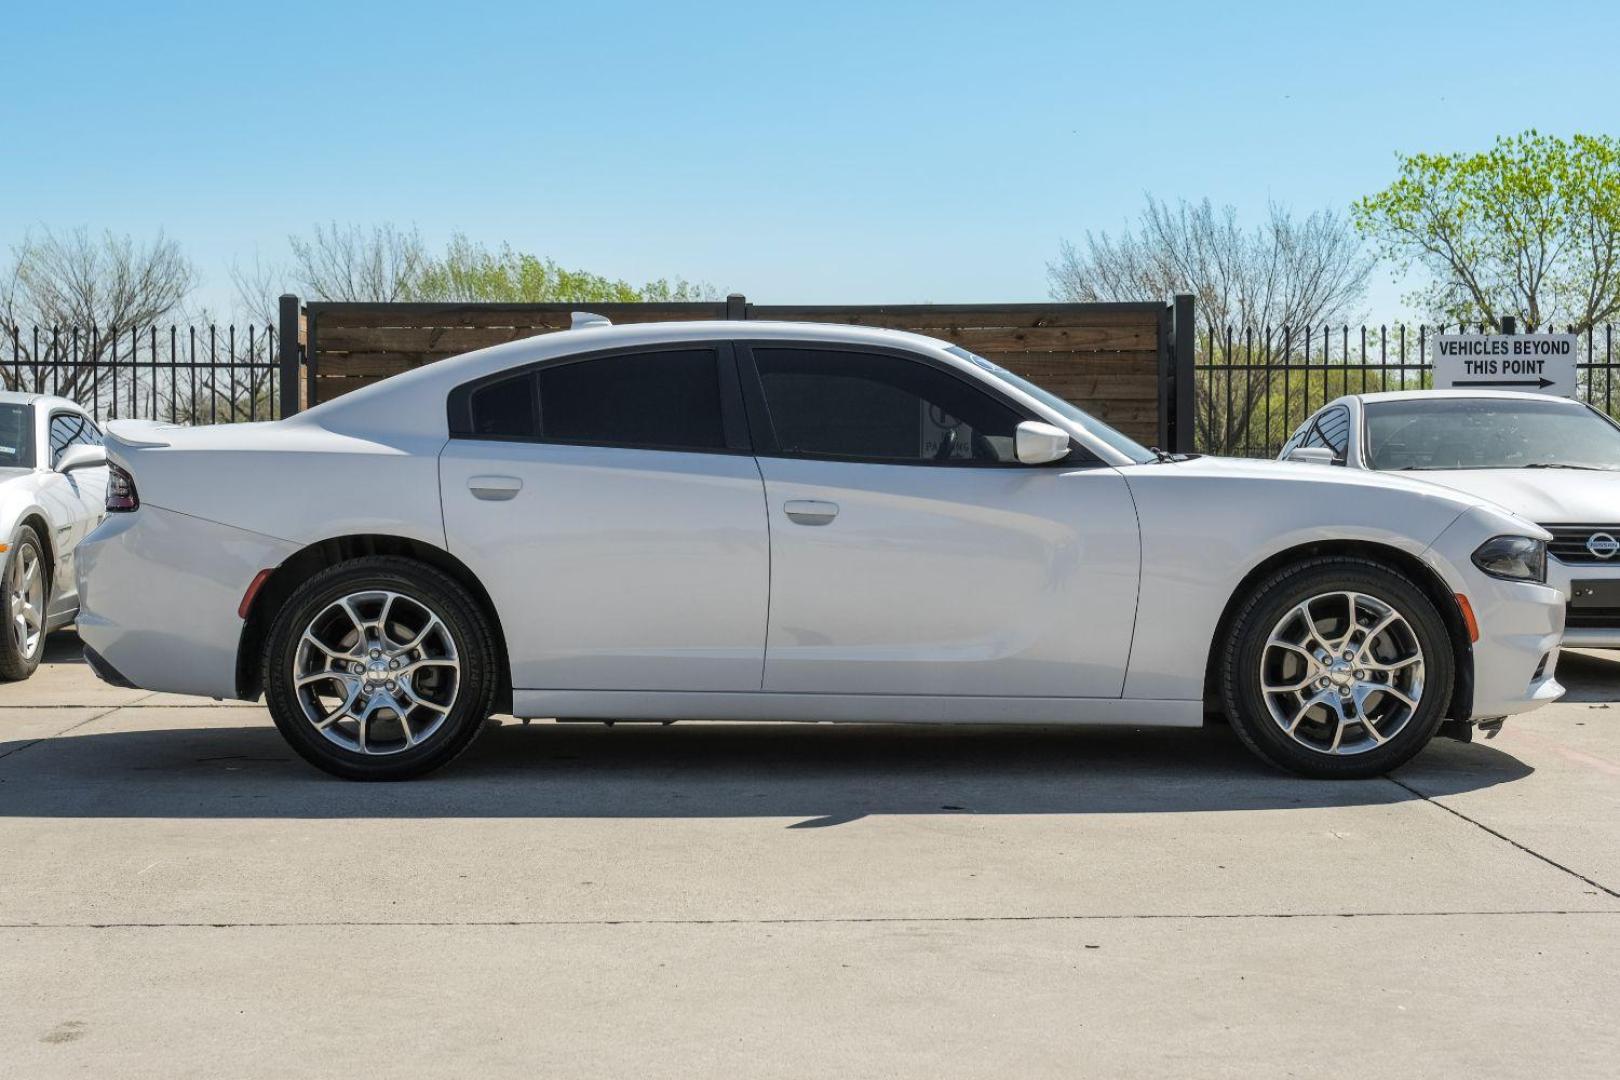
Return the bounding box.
[1158,454,1497,506]
[0,467,32,484]
[1385,468,1620,525]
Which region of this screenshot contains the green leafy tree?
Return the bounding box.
[410,234,714,303]
[1354,131,1620,331]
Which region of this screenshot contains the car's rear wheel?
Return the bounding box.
[0,525,47,681]
[263,557,498,780]
[1221,556,1454,778]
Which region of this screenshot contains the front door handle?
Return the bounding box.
[468,475,522,501]
[783,499,839,526]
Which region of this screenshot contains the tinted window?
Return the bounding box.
[469,373,538,438]
[49,412,101,467]
[0,405,31,468]
[753,348,1023,464]
[539,350,724,450]
[943,345,1154,464]
[462,349,726,451]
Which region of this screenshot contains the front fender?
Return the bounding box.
[1119,466,1479,701]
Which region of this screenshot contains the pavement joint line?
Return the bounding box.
[0,703,134,761]
[0,702,238,709]
[1386,775,1620,900]
[4,909,1619,931]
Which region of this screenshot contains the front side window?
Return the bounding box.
[1365,398,1620,471]
[462,349,726,451]
[943,345,1157,464]
[1304,406,1350,457]
[752,348,1023,464]
[49,412,101,468]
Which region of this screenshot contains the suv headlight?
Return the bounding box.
[1471,535,1547,583]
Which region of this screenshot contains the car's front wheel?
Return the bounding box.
[263,557,498,780]
[1221,556,1455,778]
[0,524,47,681]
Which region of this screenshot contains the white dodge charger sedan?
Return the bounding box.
[1283,390,1620,648]
[0,391,108,680]
[77,319,1565,780]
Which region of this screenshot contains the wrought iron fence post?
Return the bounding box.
[278,294,301,417]
[1170,294,1195,453]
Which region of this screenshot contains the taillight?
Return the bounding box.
[106,462,140,512]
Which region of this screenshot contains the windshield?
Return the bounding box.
[944,346,1159,464]
[0,405,30,468]
[1365,397,1620,471]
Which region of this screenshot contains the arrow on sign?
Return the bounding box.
[1453,378,1555,389]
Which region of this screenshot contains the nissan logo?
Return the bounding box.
[1587,532,1620,559]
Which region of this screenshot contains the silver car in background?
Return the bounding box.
[0,391,109,679]
[1283,389,1620,647]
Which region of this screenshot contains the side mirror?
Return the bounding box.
[57,444,108,473]
[1284,446,1340,467]
[1015,420,1072,465]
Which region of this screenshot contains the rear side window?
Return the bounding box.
[752,348,1023,464]
[461,349,726,451]
[469,376,538,438]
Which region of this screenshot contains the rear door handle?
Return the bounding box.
[468,475,522,501]
[783,499,839,525]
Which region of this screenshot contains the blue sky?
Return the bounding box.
[3,0,1617,318]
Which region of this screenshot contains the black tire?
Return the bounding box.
[1221,556,1455,779]
[263,557,498,780]
[0,525,47,682]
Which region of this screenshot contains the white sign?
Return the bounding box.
[1432,333,1578,396]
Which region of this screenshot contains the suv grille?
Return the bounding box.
[1543,524,1620,565]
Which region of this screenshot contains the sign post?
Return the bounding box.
[1431,333,1578,396]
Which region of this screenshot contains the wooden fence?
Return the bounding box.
[285,295,1194,449]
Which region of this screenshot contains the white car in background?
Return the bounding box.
[77,319,1564,780]
[0,391,109,679]
[1283,390,1620,649]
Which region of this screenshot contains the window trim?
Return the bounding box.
[446,341,752,456]
[733,340,1101,469]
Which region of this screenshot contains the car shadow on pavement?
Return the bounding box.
[0,715,1535,824]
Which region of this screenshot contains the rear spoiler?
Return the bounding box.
[105,419,179,449]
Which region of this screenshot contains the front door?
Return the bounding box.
[741,343,1140,698]
[439,344,769,692]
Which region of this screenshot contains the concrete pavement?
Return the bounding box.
[2,632,1617,1078]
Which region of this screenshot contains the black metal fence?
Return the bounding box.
[1195,324,1619,457]
[2,324,283,423]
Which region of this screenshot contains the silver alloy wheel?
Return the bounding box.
[1260,591,1425,756]
[8,544,44,660]
[292,589,461,755]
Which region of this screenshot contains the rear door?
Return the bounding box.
[738,343,1140,698]
[438,342,770,692]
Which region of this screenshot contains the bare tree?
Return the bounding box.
[1050,197,1375,451]
[229,251,290,327]
[286,222,427,302]
[0,229,197,404]
[1049,196,1373,326]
